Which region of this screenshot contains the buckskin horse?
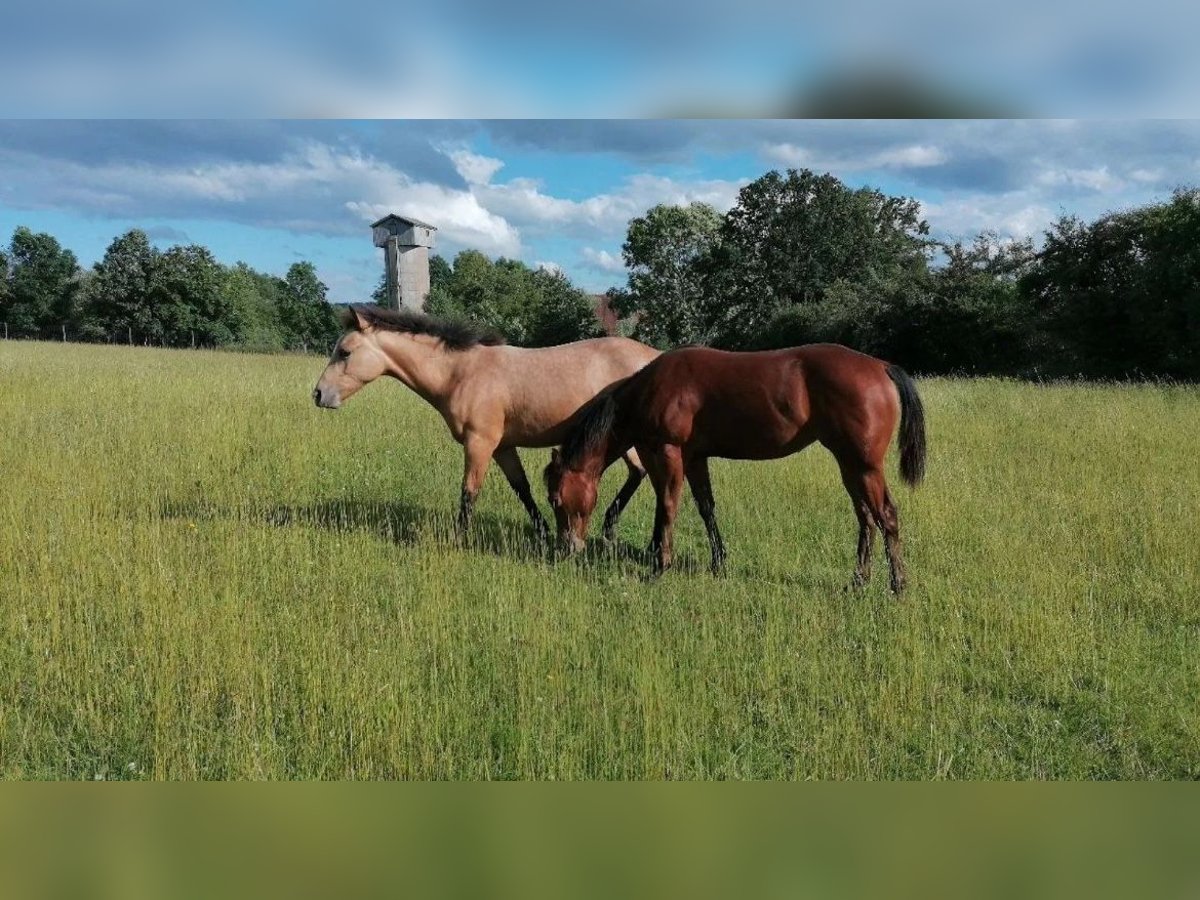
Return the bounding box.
[543,344,926,592]
[313,304,660,541]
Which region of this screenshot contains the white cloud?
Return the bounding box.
[873,144,947,168]
[762,141,946,171]
[919,195,1057,242]
[0,139,525,256]
[535,260,564,275]
[1035,164,1124,192]
[474,172,745,238]
[580,247,626,273]
[763,142,809,166]
[445,147,505,185]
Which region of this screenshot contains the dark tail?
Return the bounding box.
[886,365,926,486]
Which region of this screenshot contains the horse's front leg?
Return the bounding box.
[457,433,498,538]
[493,446,550,543]
[601,450,646,543]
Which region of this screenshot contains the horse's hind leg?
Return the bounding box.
[493,447,550,542]
[601,450,646,542]
[858,467,905,594]
[686,456,727,575]
[839,461,875,589]
[642,445,684,575]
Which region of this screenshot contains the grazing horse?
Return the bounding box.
[313,304,659,540]
[543,344,926,592]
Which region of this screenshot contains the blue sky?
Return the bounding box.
[1,120,1198,301]
[5,0,1198,118]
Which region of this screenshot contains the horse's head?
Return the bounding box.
[543,447,598,554]
[313,306,391,409]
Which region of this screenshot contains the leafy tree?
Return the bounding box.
[83,230,160,343]
[2,227,80,338]
[154,245,235,346]
[525,267,603,347]
[429,253,452,293]
[279,262,339,351]
[224,263,287,351]
[426,250,599,347]
[1022,190,1200,379]
[609,202,722,347]
[707,168,932,346]
[0,249,9,328]
[913,233,1036,374]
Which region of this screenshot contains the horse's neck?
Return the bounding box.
[378,332,460,404]
[584,425,626,480]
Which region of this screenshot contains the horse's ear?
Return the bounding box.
[344,304,373,332]
[550,448,561,466]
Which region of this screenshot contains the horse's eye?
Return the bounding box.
[337,348,351,361]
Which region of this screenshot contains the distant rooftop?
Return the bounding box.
[371,213,438,231]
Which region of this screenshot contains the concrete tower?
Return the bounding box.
[371,214,437,310]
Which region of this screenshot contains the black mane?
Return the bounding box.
[344,304,505,351]
[559,388,621,469]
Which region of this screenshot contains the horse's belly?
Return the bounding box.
[500,414,570,449]
[706,434,815,461]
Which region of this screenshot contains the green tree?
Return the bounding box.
[1022,190,1200,378]
[279,262,339,351]
[154,244,232,346]
[610,202,722,347]
[83,230,159,343]
[2,227,80,338]
[708,168,932,345]
[912,233,1036,373]
[425,251,599,347]
[525,267,603,347]
[0,248,9,331]
[223,263,287,351]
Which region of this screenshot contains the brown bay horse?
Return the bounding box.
[314,305,660,540]
[543,344,926,592]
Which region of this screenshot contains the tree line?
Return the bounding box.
[0,228,341,352]
[4,167,1198,379]
[607,168,1200,380]
[0,226,603,355]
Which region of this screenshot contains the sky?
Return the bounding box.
[4,0,1200,118]
[1,120,1198,302]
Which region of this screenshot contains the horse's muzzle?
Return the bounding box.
[313,386,340,409]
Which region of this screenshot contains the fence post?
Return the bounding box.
[128,326,132,346]
[3,322,7,340]
[62,324,67,342]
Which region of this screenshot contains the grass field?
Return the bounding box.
[2,340,1198,779]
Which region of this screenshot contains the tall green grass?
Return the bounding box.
[1,341,1197,779]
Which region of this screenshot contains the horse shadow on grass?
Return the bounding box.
[158,496,839,591]
[159,496,553,566]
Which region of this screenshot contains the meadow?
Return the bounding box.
[1,340,1197,779]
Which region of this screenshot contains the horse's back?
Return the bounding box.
[627,343,897,459]
[475,336,660,447]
